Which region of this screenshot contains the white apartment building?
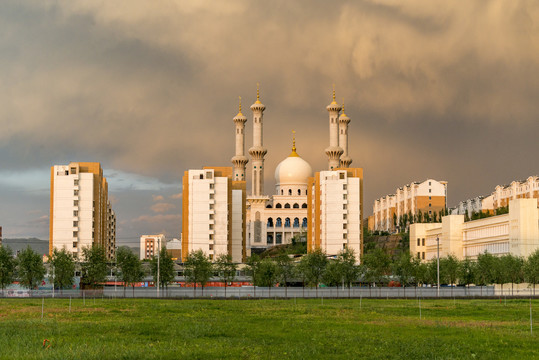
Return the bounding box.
[450,195,494,218]
[50,162,116,260]
[181,167,245,263]
[139,234,165,260]
[372,179,447,232]
[411,198,539,261]
[308,168,363,262]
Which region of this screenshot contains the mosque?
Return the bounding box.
[182,86,362,262]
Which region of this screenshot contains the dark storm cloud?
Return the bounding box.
[1,0,538,240]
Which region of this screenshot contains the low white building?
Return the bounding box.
[411,198,539,261]
[308,168,363,262]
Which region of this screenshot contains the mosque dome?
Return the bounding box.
[274,137,313,187]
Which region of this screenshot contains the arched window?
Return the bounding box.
[306,190,308,196]
[284,218,291,227]
[281,189,284,195]
[293,218,300,227]
[276,218,282,227]
[284,203,291,208]
[302,203,307,209]
[266,204,272,208]
[293,203,299,209]
[298,189,301,195]
[302,218,307,227]
[267,218,274,227]
[276,203,282,209]
[288,189,292,196]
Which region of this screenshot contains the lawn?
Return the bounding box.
[0,297,537,359]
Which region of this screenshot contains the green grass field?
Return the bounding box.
[0,297,537,359]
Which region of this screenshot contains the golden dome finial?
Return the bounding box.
[342,100,346,115]
[255,82,262,104]
[330,84,338,104]
[239,96,242,113]
[290,130,299,157]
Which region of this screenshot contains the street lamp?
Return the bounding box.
[436,236,440,298]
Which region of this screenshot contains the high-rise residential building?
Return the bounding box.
[50,162,116,259]
[166,238,182,260]
[308,168,363,262]
[181,167,246,263]
[139,234,165,260]
[371,179,447,233]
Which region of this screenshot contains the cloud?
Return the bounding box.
[170,193,182,200]
[152,195,164,202]
[150,203,176,213]
[132,214,181,224]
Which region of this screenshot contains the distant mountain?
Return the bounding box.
[2,238,48,256]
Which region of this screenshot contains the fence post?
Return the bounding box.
[419,298,422,320]
[69,296,71,313]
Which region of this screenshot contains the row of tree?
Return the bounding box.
[0,245,176,296]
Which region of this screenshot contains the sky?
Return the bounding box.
[0,0,538,246]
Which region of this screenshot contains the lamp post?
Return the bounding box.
[436,236,440,298]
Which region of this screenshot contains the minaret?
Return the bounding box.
[231,96,248,181]
[325,86,343,170]
[339,101,352,168]
[248,84,267,196]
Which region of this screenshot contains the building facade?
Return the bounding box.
[181,167,246,263]
[308,168,363,262]
[372,179,447,233]
[166,238,182,260]
[139,234,166,260]
[49,162,116,260]
[410,198,539,261]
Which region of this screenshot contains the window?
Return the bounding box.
[422,238,425,246]
[74,190,78,196]
[276,203,282,209]
[199,174,203,179]
[209,194,214,199]
[293,218,300,227]
[343,214,347,220]
[73,221,78,227]
[209,244,214,250]
[293,203,299,209]
[343,233,347,239]
[210,183,214,189]
[302,218,307,227]
[209,214,214,220]
[267,218,274,227]
[276,218,282,227]
[429,196,431,200]
[209,224,214,230]
[422,252,425,260]
[267,234,274,245]
[417,238,420,246]
[343,184,347,190]
[417,252,420,258]
[206,172,212,179]
[73,242,77,248]
[288,189,292,195]
[340,173,345,180]
[343,204,347,210]
[209,234,214,240]
[73,200,78,206]
[73,231,78,238]
[209,254,213,260]
[73,210,78,217]
[284,203,291,208]
[276,234,282,244]
[429,189,431,193]
[70,167,76,174]
[74,179,79,186]
[429,182,431,186]
[429,203,431,207]
[343,224,347,229]
[284,218,291,227]
[343,194,347,200]
[302,203,308,209]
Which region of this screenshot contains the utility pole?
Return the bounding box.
[437,236,440,298]
[157,238,160,298]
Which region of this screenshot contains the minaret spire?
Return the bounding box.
[290,130,299,157]
[325,85,343,170]
[231,96,248,181]
[339,100,352,168]
[248,84,267,196]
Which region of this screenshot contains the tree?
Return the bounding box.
[440,254,459,297]
[257,258,279,295]
[0,245,16,295]
[214,253,237,298]
[392,251,414,296]
[184,250,213,297]
[80,245,108,289]
[362,247,390,296]
[433,212,438,223]
[49,248,75,294]
[245,254,261,297]
[117,247,145,297]
[339,248,359,298]
[502,254,524,296]
[524,249,539,296]
[491,255,509,295]
[412,257,428,297]
[476,252,496,296]
[393,213,397,230]
[275,252,294,298]
[458,257,475,295]
[17,246,46,293]
[323,259,342,287]
[150,247,175,295]
[417,210,423,223]
[299,248,328,297]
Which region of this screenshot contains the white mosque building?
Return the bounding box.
[182,86,363,262]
